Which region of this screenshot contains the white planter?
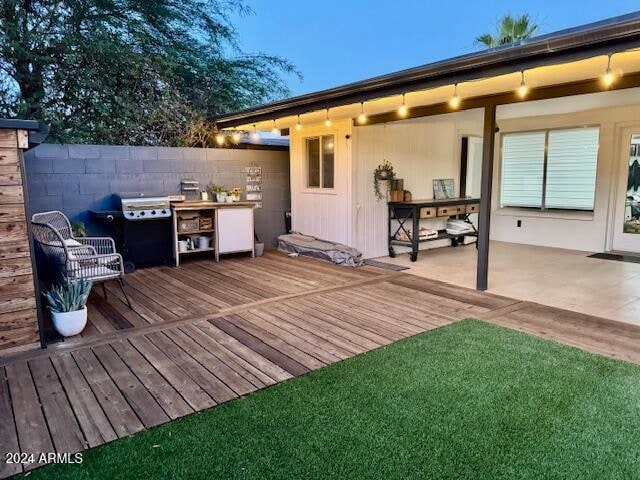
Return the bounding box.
[51,307,87,337]
[216,193,227,202]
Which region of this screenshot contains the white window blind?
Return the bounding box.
[500,131,545,208]
[545,127,599,210]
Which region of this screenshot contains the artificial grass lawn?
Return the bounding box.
[26,320,640,479]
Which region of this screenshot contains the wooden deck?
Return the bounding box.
[2,251,640,477]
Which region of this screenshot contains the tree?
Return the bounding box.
[0,1,299,145]
[475,14,539,49]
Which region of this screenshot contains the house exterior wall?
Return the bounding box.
[491,101,640,252]
[24,145,290,248]
[351,110,484,258]
[289,119,352,245]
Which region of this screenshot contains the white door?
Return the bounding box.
[612,128,640,253]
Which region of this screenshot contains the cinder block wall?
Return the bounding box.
[24,145,290,247]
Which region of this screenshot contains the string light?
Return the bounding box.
[296,114,302,131]
[449,83,461,109]
[215,132,225,146]
[603,54,615,87]
[250,124,259,141]
[231,131,242,143]
[398,94,408,117]
[271,120,279,135]
[517,71,529,98]
[357,102,367,124]
[324,109,332,127]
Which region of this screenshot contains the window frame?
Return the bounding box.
[499,124,601,212]
[304,134,336,191]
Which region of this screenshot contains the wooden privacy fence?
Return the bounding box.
[0,125,40,352]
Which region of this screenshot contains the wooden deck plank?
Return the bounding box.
[146,331,236,404]
[128,335,215,411]
[0,366,21,477]
[180,324,271,389]
[91,344,169,428]
[50,353,117,448]
[195,322,293,382]
[250,306,356,359]
[211,317,310,377]
[5,361,54,469]
[266,304,368,355]
[29,357,86,454]
[164,328,257,396]
[286,298,392,346]
[71,348,144,437]
[110,339,193,420]
[230,312,329,369]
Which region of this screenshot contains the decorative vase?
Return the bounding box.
[216,192,227,202]
[254,242,264,257]
[231,194,241,202]
[51,307,87,337]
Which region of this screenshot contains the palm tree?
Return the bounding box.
[475,14,539,49]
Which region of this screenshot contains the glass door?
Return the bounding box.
[612,130,640,253]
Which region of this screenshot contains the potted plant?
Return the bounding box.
[373,159,396,200]
[43,277,92,337]
[207,183,227,202]
[229,187,242,202]
[71,221,86,237]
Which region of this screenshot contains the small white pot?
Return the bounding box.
[216,193,227,202]
[51,307,87,337]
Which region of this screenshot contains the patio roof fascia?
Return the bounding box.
[214,11,640,129]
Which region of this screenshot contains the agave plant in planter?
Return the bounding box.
[43,277,92,337]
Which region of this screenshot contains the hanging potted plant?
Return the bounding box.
[373,159,396,200]
[43,277,92,337]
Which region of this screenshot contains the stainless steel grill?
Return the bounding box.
[114,193,171,221]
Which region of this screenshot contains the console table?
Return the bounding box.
[388,197,480,262]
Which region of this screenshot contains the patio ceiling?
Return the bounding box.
[214,12,640,132]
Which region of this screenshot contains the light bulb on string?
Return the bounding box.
[296,114,302,131]
[324,109,332,127]
[215,132,225,146]
[603,54,615,87]
[271,120,279,135]
[250,124,259,141]
[357,102,367,124]
[517,71,529,98]
[398,94,408,117]
[231,131,242,143]
[449,83,461,109]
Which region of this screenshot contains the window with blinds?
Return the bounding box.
[500,127,599,211]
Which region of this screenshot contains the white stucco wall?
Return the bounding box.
[491,98,640,252]
[288,89,640,258]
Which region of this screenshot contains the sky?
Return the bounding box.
[231,1,640,97]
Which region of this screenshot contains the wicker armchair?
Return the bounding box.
[31,211,132,309]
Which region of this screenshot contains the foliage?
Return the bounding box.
[207,183,226,195]
[475,14,539,48]
[373,159,396,201]
[0,1,299,146]
[43,277,92,313]
[71,221,86,238]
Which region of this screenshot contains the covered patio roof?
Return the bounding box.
[215,11,640,131]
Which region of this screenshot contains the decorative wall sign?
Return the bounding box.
[245,165,263,208]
